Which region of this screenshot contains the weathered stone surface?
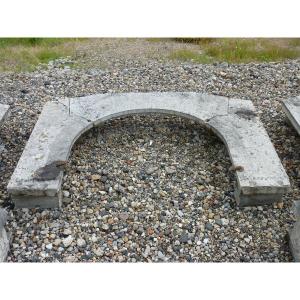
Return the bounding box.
[209,99,290,206]
[33,160,68,181]
[293,200,300,220]
[8,92,290,208]
[289,221,300,262]
[0,209,9,262]
[279,97,300,262]
[281,96,300,135]
[7,102,92,208]
[0,105,10,261]
[0,209,7,230]
[0,103,9,124]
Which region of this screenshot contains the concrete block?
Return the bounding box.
[0,209,9,262]
[0,103,9,125]
[289,221,300,262]
[0,104,10,260]
[293,200,300,220]
[281,96,300,135]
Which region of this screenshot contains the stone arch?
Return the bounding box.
[7,92,290,208]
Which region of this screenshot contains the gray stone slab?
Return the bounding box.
[0,227,9,262]
[7,101,92,208]
[293,200,300,220]
[0,209,9,262]
[281,98,300,262]
[281,96,300,135]
[8,92,290,208]
[0,103,9,125]
[210,100,290,205]
[0,105,10,261]
[0,208,7,228]
[289,221,300,262]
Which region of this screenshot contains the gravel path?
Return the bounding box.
[0,38,300,262]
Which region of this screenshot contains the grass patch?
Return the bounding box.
[169,49,213,64]
[146,38,164,43]
[205,39,300,63]
[171,38,300,64]
[0,38,70,48]
[36,49,62,63]
[0,38,84,72]
[288,38,300,47]
[173,38,214,45]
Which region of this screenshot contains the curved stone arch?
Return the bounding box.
[8,92,290,208]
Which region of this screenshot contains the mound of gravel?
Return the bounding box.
[0,39,300,262]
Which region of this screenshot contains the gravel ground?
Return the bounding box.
[0,38,300,262]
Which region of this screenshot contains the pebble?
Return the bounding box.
[102,224,109,231]
[146,166,158,175]
[63,228,72,236]
[62,236,73,248]
[119,212,129,221]
[63,190,70,198]
[91,174,101,181]
[205,223,214,231]
[93,248,104,257]
[91,236,98,243]
[157,251,165,260]
[221,218,229,226]
[46,243,53,250]
[54,239,62,246]
[144,245,151,257]
[179,233,189,244]
[127,186,134,192]
[76,238,86,248]
[165,167,176,175]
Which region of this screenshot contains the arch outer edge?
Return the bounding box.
[7,92,290,208]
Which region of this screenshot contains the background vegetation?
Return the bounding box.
[0,38,300,72]
[0,38,82,72]
[170,38,300,64]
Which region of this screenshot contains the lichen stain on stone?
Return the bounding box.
[235,109,257,120]
[32,160,67,181]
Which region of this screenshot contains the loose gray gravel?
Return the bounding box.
[0,38,300,262]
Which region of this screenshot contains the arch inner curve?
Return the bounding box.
[7,92,290,208]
